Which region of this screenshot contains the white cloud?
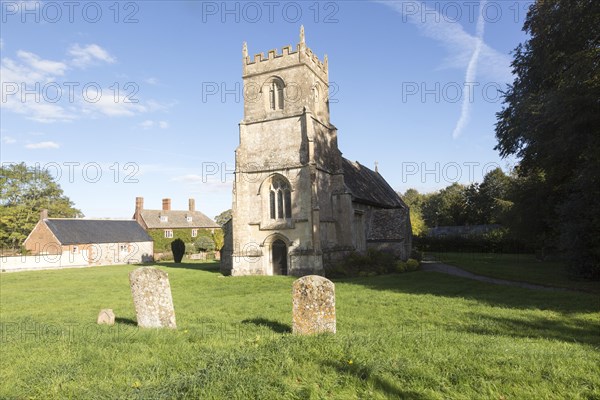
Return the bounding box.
[25,141,60,149]
[138,120,169,130]
[17,50,67,76]
[2,136,16,144]
[68,44,116,68]
[81,93,147,117]
[145,77,158,85]
[139,120,154,129]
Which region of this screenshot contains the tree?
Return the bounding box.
[421,183,468,227]
[171,239,185,263]
[0,163,82,250]
[214,209,232,226]
[494,0,600,278]
[401,189,429,236]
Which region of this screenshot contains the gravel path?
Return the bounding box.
[421,261,572,292]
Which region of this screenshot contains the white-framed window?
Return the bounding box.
[191,229,198,238]
[120,244,128,253]
[186,216,193,222]
[164,229,173,238]
[160,215,168,222]
[71,245,78,254]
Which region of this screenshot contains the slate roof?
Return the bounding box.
[139,210,220,229]
[367,208,409,241]
[342,158,407,209]
[44,219,152,245]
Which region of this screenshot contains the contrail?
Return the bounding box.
[452,0,487,139]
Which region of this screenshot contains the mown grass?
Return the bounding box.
[1,262,599,399]
[428,252,600,294]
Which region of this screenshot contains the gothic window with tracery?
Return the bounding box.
[269,178,291,219]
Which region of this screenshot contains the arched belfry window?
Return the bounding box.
[267,78,284,111]
[269,177,292,219]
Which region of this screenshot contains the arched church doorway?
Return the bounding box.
[272,239,288,275]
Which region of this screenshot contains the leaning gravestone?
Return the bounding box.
[292,275,336,335]
[129,267,177,329]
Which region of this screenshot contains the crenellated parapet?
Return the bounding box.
[242,26,328,83]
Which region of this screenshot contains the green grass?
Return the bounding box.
[1,262,599,399]
[428,252,600,294]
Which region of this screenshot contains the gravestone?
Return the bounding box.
[129,267,176,329]
[292,275,336,335]
[97,308,115,325]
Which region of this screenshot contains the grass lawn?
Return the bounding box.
[1,262,599,399]
[428,252,600,294]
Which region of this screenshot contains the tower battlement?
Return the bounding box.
[242,26,328,82]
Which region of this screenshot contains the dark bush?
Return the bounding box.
[171,239,186,263]
[324,249,397,278]
[414,229,531,254]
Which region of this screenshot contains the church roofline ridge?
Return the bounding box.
[242,26,328,76]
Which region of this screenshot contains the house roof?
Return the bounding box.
[139,210,220,229]
[44,219,152,245]
[342,158,407,209]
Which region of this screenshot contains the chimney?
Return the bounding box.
[189,198,195,212]
[40,209,48,220]
[162,198,171,211]
[135,197,144,212]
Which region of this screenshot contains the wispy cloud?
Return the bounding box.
[68,44,116,68]
[377,0,511,139]
[138,119,170,130]
[378,1,511,82]
[25,141,60,149]
[2,136,17,144]
[17,50,67,76]
[452,0,487,139]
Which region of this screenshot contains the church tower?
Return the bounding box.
[228,27,354,276]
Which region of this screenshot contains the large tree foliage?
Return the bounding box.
[0,163,82,250]
[214,209,232,226]
[495,0,600,278]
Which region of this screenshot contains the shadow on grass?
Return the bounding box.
[115,317,137,326]
[335,272,600,346]
[334,272,599,314]
[157,261,221,274]
[241,317,291,334]
[322,360,428,399]
[458,313,600,347]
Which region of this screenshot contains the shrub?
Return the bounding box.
[171,239,186,263]
[395,261,407,273]
[185,243,196,255]
[410,248,423,262]
[406,258,420,271]
[325,249,397,278]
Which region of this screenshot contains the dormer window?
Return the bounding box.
[186,216,193,222]
[160,215,168,222]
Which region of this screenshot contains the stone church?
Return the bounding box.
[221,27,411,276]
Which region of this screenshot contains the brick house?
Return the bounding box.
[133,197,221,257]
[23,210,154,266]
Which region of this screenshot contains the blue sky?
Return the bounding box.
[1,0,532,219]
